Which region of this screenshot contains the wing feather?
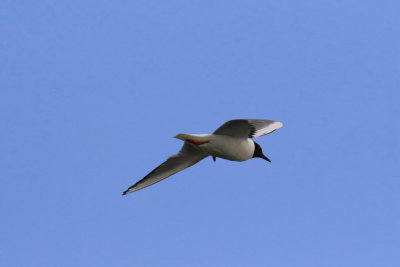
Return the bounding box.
[213,119,283,138]
[122,143,207,194]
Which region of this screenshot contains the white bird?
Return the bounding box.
[122,119,283,195]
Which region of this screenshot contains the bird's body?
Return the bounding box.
[123,119,283,195]
[174,134,255,161]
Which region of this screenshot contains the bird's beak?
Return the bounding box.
[261,154,271,163]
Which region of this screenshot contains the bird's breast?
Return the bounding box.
[201,135,254,161]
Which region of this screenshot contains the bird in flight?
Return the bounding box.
[122,119,283,195]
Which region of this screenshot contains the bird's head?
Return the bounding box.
[253,141,271,162]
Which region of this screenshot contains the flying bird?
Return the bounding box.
[122,119,283,195]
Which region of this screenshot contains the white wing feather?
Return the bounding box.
[213,119,283,138]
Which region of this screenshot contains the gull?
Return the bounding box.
[122,119,283,195]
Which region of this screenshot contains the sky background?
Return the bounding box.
[1,0,399,266]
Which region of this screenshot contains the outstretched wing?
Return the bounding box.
[123,142,207,195]
[213,119,283,138]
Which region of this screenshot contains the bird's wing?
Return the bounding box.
[213,119,283,138]
[122,142,207,195]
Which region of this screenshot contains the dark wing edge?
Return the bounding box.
[122,143,207,195]
[213,119,283,138]
[247,119,283,138]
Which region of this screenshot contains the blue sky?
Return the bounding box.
[1,0,399,266]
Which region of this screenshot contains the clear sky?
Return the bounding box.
[1,1,399,266]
